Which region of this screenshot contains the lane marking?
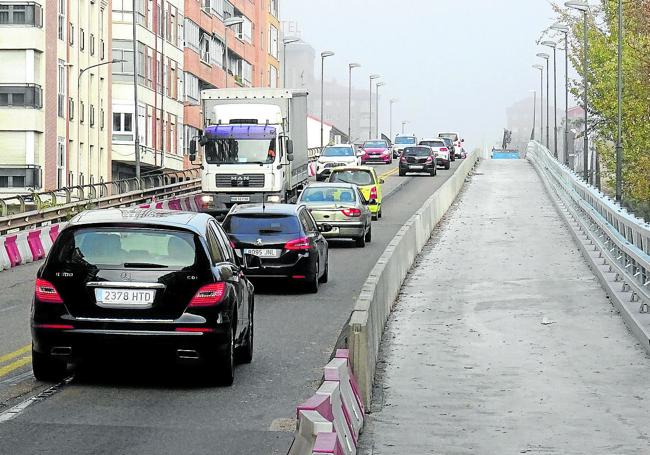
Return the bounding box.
[0,376,73,423]
[0,345,31,366]
[0,357,31,379]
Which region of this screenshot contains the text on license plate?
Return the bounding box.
[244,249,281,258]
[410,165,423,170]
[95,289,155,306]
[231,196,250,202]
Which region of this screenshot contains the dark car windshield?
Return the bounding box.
[404,147,432,157]
[419,141,445,148]
[329,170,375,186]
[54,228,197,268]
[363,141,388,148]
[223,214,301,235]
[301,186,357,203]
[439,133,459,141]
[395,136,416,145]
[322,147,354,157]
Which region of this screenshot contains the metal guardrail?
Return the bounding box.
[527,140,650,307]
[0,168,202,217]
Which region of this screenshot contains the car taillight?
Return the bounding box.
[400,156,407,163]
[35,278,63,303]
[33,324,74,330]
[341,208,362,217]
[189,282,226,307]
[440,147,448,152]
[369,186,378,200]
[285,237,311,251]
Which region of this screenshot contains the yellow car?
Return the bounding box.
[328,166,385,220]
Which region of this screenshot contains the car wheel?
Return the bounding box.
[355,231,366,248]
[319,257,329,284]
[209,324,235,386]
[365,225,372,242]
[235,303,254,364]
[399,169,406,177]
[32,348,67,382]
[378,208,382,219]
[430,170,436,177]
[445,163,450,170]
[306,260,319,293]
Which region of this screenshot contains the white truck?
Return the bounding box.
[189,88,310,215]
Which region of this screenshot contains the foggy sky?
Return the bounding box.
[280,0,564,150]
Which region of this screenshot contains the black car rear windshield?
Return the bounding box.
[404,147,432,157]
[224,214,301,235]
[54,227,197,268]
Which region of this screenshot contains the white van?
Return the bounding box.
[438,132,464,158]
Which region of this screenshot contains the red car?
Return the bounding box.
[359,140,392,164]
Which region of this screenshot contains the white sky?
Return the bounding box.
[280,0,562,148]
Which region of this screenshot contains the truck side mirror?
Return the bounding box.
[189,139,197,162]
[287,139,294,162]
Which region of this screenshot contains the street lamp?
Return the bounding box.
[389,99,398,143]
[223,17,245,89]
[530,90,537,141]
[566,0,590,184]
[368,74,380,139]
[533,64,544,144]
[615,0,623,202]
[348,63,361,143]
[282,37,300,89]
[551,22,570,166]
[536,52,550,149]
[320,50,335,148]
[401,120,409,134]
[375,82,386,138]
[541,40,558,159]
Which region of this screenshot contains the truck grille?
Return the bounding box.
[215,174,266,188]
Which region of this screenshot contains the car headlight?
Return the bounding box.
[201,195,214,204]
[267,195,282,203]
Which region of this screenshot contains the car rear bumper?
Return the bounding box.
[244,254,315,279]
[362,155,391,163]
[436,158,450,166]
[399,163,435,172]
[321,222,365,239]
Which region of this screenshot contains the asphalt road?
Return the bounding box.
[0,159,464,455]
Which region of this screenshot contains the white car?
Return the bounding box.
[438,132,465,158]
[419,139,451,169]
[392,135,418,158]
[315,144,361,181]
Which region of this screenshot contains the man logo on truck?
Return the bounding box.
[231,175,250,187]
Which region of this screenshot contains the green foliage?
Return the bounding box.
[554,1,650,213]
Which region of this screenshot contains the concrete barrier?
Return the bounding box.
[346,152,479,407]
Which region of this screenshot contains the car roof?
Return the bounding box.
[228,203,303,216]
[66,208,212,235]
[420,138,445,142]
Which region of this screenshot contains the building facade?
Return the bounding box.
[0,0,113,194]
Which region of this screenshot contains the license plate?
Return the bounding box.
[231,196,250,202]
[95,289,155,307]
[410,165,424,170]
[244,248,281,258]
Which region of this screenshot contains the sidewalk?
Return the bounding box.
[359,160,650,454]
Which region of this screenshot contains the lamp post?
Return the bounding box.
[541,41,558,159]
[533,64,544,144]
[536,52,550,149]
[282,37,300,89]
[348,63,361,143]
[566,0,590,184]
[368,74,380,139]
[375,82,385,138]
[320,51,335,148]
[551,23,570,166]
[389,99,398,143]
[530,90,537,141]
[401,120,408,134]
[615,0,623,202]
[223,17,245,89]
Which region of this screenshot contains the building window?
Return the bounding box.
[69,22,74,45]
[199,32,210,63]
[184,72,199,103]
[269,65,278,89]
[184,18,199,52]
[57,0,64,39]
[90,33,95,55]
[112,40,135,75]
[210,35,224,67]
[269,0,278,17]
[0,85,42,108]
[80,27,85,51]
[240,16,252,44]
[69,97,74,120]
[100,108,105,130]
[100,39,105,60]
[57,137,66,189]
[57,60,65,117]
[269,25,278,59]
[112,0,133,22]
[90,105,95,127]
[80,100,85,123]
[0,3,42,26]
[112,112,134,142]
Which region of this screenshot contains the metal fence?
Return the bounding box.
[527,140,649,308]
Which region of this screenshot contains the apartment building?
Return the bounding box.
[111,0,185,179]
[0,0,112,194]
[265,0,279,88]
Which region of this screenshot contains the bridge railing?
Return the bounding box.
[527,140,650,306]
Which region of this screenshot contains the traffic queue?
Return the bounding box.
[29,133,465,386]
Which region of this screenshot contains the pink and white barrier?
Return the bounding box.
[0,223,65,270]
[288,349,365,455]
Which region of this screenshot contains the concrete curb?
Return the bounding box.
[528,156,650,353]
[342,153,480,408]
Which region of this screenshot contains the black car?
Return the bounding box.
[31,208,255,385]
[440,137,456,161]
[222,204,330,293]
[398,146,437,177]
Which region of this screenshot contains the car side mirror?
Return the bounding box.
[243,254,263,270]
[379,178,385,184]
[286,139,294,162]
[189,139,197,162]
[318,223,333,233]
[368,199,377,206]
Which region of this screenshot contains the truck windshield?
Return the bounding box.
[203,125,278,165]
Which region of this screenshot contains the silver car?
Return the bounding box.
[297,183,373,248]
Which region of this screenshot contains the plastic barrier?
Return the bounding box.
[324,358,363,439]
[313,432,344,455]
[309,162,317,177]
[314,381,355,455]
[49,224,62,243]
[0,238,11,270]
[39,228,53,256]
[167,199,182,211]
[27,230,46,261]
[4,235,22,267]
[15,232,33,264]
[288,410,337,455]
